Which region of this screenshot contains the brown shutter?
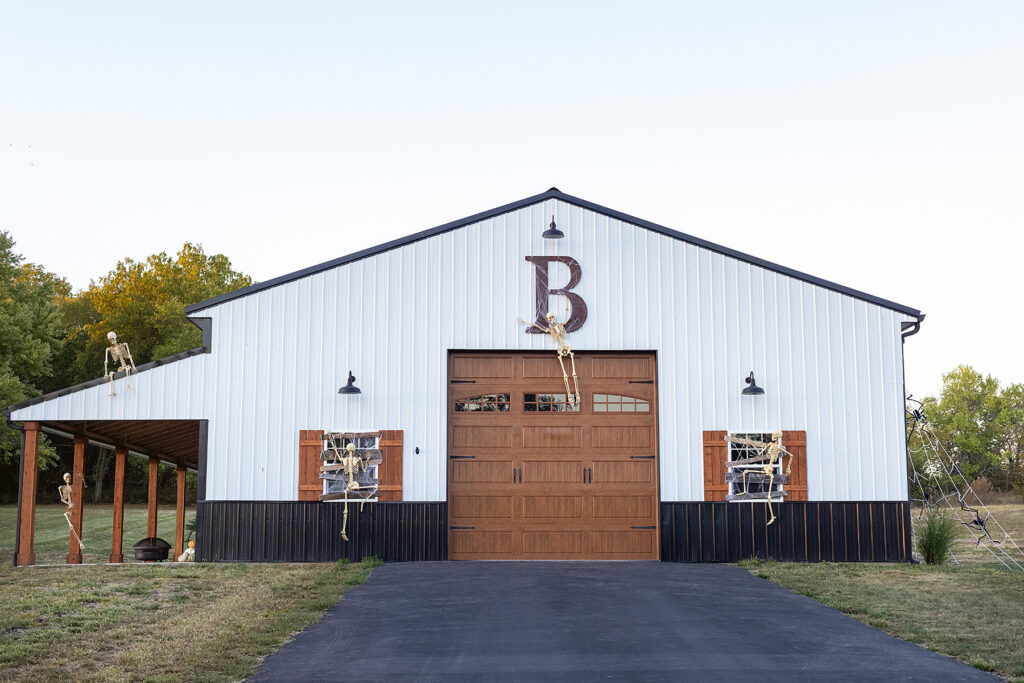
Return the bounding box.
[378,430,404,502]
[782,430,808,501]
[298,430,325,501]
[703,430,729,501]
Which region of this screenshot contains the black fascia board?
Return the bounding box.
[184,188,923,318]
[2,317,212,417]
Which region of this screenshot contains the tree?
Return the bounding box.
[55,243,253,387]
[925,366,1003,485]
[995,383,1024,490]
[0,231,66,468]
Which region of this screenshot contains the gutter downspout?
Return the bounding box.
[899,313,925,560]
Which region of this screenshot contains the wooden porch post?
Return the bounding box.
[110,444,127,563]
[174,466,186,559]
[16,422,41,566]
[147,456,159,540]
[66,431,87,564]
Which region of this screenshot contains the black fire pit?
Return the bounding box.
[133,536,171,561]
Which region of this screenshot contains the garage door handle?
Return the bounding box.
[587,467,593,484]
[518,467,522,483]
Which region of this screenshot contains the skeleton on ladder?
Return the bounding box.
[722,432,793,526]
[521,302,581,407]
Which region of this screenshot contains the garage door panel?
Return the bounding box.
[450,530,514,556]
[590,530,656,556]
[523,460,583,484]
[591,356,652,380]
[452,460,515,483]
[453,426,514,448]
[523,426,582,448]
[522,495,584,519]
[451,495,514,519]
[522,531,584,555]
[592,460,655,484]
[592,495,655,519]
[522,357,571,379]
[592,425,652,448]
[451,356,513,379]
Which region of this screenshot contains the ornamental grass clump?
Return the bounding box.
[917,513,959,565]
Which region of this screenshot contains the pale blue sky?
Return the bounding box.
[2,1,1022,397]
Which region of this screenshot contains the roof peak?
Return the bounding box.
[183,188,922,318]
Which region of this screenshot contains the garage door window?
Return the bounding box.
[524,393,580,412]
[456,394,511,412]
[593,394,649,413]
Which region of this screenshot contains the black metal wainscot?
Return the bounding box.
[659,501,914,563]
[196,501,448,562]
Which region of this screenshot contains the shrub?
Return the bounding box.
[917,513,959,565]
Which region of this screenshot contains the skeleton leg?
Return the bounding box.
[341,490,350,541]
[765,471,776,526]
[64,511,84,550]
[567,350,580,406]
[557,354,573,404]
[107,373,115,396]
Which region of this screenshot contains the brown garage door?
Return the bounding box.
[447,352,659,560]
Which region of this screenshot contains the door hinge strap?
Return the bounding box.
[631,525,657,530]
[450,455,476,459]
[449,526,476,530]
[450,379,476,384]
[628,380,654,384]
[630,455,655,460]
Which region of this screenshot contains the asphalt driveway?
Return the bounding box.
[251,562,993,682]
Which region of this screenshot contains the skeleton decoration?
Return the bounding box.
[58,472,85,550]
[519,305,581,407]
[104,331,136,396]
[722,432,793,526]
[319,431,382,541]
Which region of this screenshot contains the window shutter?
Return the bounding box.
[702,430,729,501]
[298,430,324,501]
[782,430,808,501]
[378,430,403,501]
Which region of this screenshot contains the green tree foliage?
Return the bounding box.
[0,231,66,468]
[54,243,253,387]
[914,365,1024,492]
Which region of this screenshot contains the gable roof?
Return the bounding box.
[189,187,922,318]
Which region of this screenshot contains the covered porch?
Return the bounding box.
[15,419,206,566]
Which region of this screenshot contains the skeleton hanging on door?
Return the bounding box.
[520,303,581,407]
[58,472,85,550]
[104,331,136,396]
[319,432,381,541]
[722,432,793,526]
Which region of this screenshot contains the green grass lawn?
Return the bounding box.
[0,504,193,566]
[741,561,1024,681]
[0,506,377,681]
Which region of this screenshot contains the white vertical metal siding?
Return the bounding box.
[12,199,914,501]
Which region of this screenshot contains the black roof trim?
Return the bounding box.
[3,317,212,418]
[185,187,920,317]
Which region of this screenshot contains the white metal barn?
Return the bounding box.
[7,188,923,564]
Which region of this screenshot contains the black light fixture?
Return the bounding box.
[338,371,361,395]
[742,371,765,396]
[542,214,564,239]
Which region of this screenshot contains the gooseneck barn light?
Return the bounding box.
[338,371,361,395]
[742,371,765,396]
[542,215,564,239]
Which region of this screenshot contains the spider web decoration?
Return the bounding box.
[906,397,1024,571]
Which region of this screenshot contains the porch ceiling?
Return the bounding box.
[43,419,201,468]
